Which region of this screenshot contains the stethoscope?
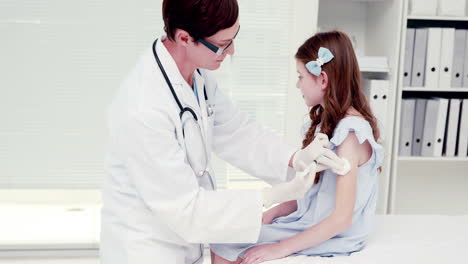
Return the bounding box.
[152,38,215,264]
[152,39,215,189]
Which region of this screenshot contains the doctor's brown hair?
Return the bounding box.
[296,30,381,183]
[162,0,239,41]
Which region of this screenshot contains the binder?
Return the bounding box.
[399,99,416,156]
[411,28,428,87]
[433,98,449,156]
[463,32,468,87]
[437,0,466,17]
[421,98,449,157]
[458,99,468,156]
[425,28,443,90]
[445,99,461,156]
[451,30,466,88]
[403,28,416,87]
[362,79,389,140]
[412,99,427,156]
[409,0,437,16]
[378,81,389,139]
[438,28,455,90]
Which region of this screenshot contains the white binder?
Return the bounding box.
[399,99,416,156]
[421,98,449,157]
[445,99,461,156]
[458,99,468,156]
[412,99,427,156]
[451,30,466,88]
[425,28,443,90]
[409,0,437,16]
[411,28,428,87]
[404,28,416,87]
[433,98,449,157]
[379,81,389,138]
[362,79,389,140]
[437,0,466,17]
[463,33,468,88]
[438,28,455,90]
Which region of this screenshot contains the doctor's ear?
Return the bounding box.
[174,29,194,47]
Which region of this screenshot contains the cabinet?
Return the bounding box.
[390,0,468,214]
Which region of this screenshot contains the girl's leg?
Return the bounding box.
[210,250,243,264]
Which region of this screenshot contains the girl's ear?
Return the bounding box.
[320,71,329,91]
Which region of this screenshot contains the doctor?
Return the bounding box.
[100,0,347,263]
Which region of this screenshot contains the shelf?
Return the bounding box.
[402,87,468,92]
[398,156,468,162]
[361,67,390,73]
[407,15,468,21]
[358,56,389,73]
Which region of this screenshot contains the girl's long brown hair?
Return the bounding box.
[296,30,381,183]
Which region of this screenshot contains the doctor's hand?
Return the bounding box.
[262,162,317,208]
[292,133,331,172]
[314,148,351,175]
[241,242,289,264]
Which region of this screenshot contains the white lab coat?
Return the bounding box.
[100,36,296,264]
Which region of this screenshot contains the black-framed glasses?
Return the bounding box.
[198,26,240,56]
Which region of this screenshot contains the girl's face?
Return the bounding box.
[296,60,328,107]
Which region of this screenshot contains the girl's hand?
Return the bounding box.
[241,243,289,264]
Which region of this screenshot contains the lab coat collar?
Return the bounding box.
[193,69,208,130]
[155,35,187,87]
[155,35,209,133]
[155,35,202,115]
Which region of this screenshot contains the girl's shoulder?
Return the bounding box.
[330,116,373,146]
[330,116,384,166]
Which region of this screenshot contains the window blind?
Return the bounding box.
[0,0,165,188]
[213,0,291,189]
[0,0,292,189]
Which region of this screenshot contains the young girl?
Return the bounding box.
[210,30,384,264]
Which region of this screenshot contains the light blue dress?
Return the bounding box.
[210,116,384,261]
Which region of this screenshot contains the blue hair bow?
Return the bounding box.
[305,47,334,77]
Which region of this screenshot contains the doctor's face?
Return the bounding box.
[189,20,239,70]
[296,60,326,107]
